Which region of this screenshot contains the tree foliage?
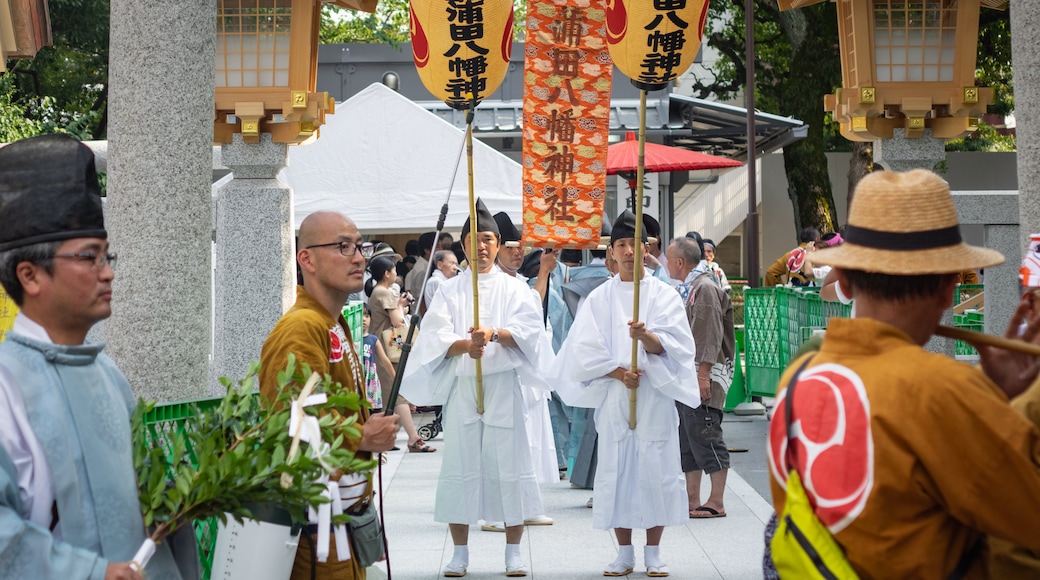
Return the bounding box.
[321,0,528,45]
[3,0,109,140]
[686,0,841,237]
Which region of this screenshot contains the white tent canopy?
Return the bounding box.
[280,82,522,234]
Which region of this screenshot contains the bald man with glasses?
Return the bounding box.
[260,210,399,580]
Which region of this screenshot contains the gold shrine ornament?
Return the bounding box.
[410,0,514,110]
[606,0,709,90]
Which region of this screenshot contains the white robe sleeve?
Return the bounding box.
[399,286,460,406]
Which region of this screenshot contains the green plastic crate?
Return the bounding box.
[743,288,782,397]
[742,287,853,397]
[141,397,225,580]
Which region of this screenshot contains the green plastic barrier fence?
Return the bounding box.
[140,397,225,580]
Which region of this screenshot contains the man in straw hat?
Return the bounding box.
[401,199,553,577]
[552,210,700,578]
[0,134,190,579]
[766,169,1040,578]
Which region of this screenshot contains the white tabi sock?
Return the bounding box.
[505,543,522,561]
[644,545,665,567]
[451,545,469,565]
[615,544,635,566]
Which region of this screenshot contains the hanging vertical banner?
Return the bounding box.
[521,0,613,249]
[606,0,710,90]
[411,0,515,109]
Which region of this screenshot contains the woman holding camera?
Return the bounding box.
[365,256,436,452]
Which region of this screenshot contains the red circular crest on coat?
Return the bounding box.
[787,247,807,272]
[329,329,344,363]
[768,363,873,533]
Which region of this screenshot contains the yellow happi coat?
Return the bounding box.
[768,318,1040,579]
[260,286,372,580]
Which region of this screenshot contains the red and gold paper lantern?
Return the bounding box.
[411,0,514,109]
[606,0,709,90]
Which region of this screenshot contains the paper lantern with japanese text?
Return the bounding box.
[606,0,709,90]
[411,0,514,110]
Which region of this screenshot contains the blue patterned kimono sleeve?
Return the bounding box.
[0,444,108,580]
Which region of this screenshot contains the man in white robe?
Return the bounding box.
[401,199,552,577]
[552,210,700,578]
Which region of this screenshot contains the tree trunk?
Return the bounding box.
[777,3,841,241]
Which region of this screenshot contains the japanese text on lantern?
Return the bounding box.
[641,0,689,85]
[521,0,613,249]
[444,0,489,102]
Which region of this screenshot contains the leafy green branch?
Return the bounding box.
[132,354,376,546]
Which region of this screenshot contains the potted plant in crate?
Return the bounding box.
[130,354,376,573]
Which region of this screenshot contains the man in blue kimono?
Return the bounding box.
[0,135,188,579]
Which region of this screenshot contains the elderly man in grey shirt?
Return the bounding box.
[666,236,736,519]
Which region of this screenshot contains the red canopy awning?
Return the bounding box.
[606,131,743,176]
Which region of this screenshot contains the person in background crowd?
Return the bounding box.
[260,210,400,580]
[701,239,731,293]
[667,237,735,519]
[552,210,699,578]
[764,227,820,287]
[361,306,390,411]
[365,256,435,453]
[0,134,192,580]
[422,250,459,313]
[808,232,843,286]
[405,232,437,315]
[438,232,455,252]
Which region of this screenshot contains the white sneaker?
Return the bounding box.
[480,521,505,532]
[524,515,553,525]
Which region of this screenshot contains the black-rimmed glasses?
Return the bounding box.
[305,241,374,259]
[53,251,118,270]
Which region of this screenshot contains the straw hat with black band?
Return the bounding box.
[810,169,1003,275]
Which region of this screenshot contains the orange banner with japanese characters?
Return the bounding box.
[521,0,612,248]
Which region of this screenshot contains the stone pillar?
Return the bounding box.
[952,192,1020,343]
[872,129,945,172]
[105,0,215,402]
[1012,0,1040,245]
[210,134,296,392]
[874,129,953,356]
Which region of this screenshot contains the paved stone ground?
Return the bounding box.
[366,412,774,580]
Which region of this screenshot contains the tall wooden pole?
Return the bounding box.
[629,89,648,430]
[466,123,484,415]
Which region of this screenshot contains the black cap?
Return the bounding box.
[642,214,660,238]
[560,249,583,264]
[520,249,542,278]
[461,198,499,239]
[0,134,106,252]
[610,210,647,245]
[494,212,522,247]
